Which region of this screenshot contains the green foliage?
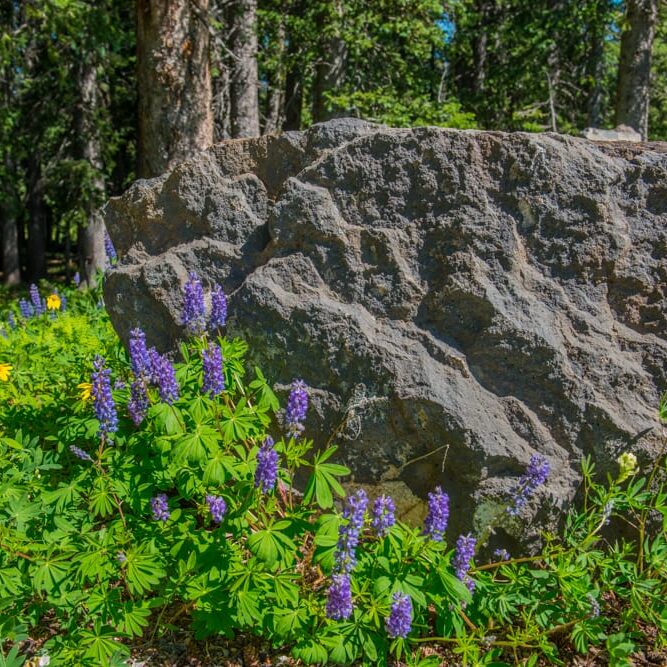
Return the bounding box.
[0,285,665,665]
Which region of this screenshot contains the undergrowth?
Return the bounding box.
[0,276,665,667]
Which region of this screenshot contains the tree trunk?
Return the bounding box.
[26,156,46,281]
[312,0,346,123]
[1,195,21,286]
[283,0,304,131]
[615,0,659,139]
[228,0,260,138]
[587,20,607,127]
[136,0,214,177]
[472,0,490,96]
[263,20,285,135]
[77,60,107,286]
[210,0,231,141]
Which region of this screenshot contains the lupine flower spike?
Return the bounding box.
[206,495,227,523]
[181,272,206,336]
[423,486,449,541]
[371,495,396,538]
[285,379,308,438]
[385,592,413,638]
[453,533,477,592]
[129,328,152,377]
[104,232,117,265]
[202,343,225,397]
[30,284,45,315]
[255,436,279,493]
[209,284,228,330]
[150,352,179,404]
[128,380,149,425]
[507,454,550,515]
[326,574,353,620]
[69,445,92,462]
[150,494,170,522]
[19,299,34,319]
[333,489,368,574]
[91,356,118,438]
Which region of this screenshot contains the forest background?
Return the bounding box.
[1,0,665,287]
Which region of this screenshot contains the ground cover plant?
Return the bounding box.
[0,274,665,666]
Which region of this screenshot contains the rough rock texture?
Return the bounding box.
[105,119,667,549]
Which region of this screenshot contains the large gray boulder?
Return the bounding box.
[104,119,667,550]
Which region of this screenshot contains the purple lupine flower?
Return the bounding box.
[151,352,179,404]
[587,593,600,618]
[73,271,81,287]
[70,445,93,462]
[181,272,206,336]
[59,293,67,312]
[29,284,44,315]
[333,489,368,574]
[150,494,170,522]
[385,592,413,638]
[254,436,279,493]
[285,379,308,438]
[493,548,510,561]
[326,574,353,620]
[202,343,225,397]
[371,495,396,538]
[507,454,550,516]
[128,379,149,425]
[423,486,449,542]
[7,312,16,330]
[117,552,127,563]
[453,533,477,592]
[104,232,117,265]
[206,495,227,523]
[129,328,153,377]
[19,299,34,319]
[91,355,118,437]
[209,284,228,330]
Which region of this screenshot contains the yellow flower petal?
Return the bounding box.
[0,363,11,382]
[77,382,93,402]
[46,294,61,311]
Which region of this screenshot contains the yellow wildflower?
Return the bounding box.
[617,452,638,482]
[46,294,61,311]
[78,382,93,402]
[0,363,11,382]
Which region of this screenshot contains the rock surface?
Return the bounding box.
[104,119,667,549]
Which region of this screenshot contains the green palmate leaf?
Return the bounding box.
[303,446,350,509]
[173,431,206,463]
[249,367,280,412]
[81,620,128,665]
[150,403,184,435]
[292,638,329,665]
[202,453,227,484]
[271,605,308,639]
[233,589,261,627]
[247,522,296,567]
[89,477,115,517]
[117,600,152,637]
[125,545,165,595]
[218,399,260,443]
[31,551,72,594]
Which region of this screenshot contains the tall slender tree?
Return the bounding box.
[228,0,260,137]
[615,0,659,138]
[77,59,107,285]
[312,0,347,123]
[136,0,214,177]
